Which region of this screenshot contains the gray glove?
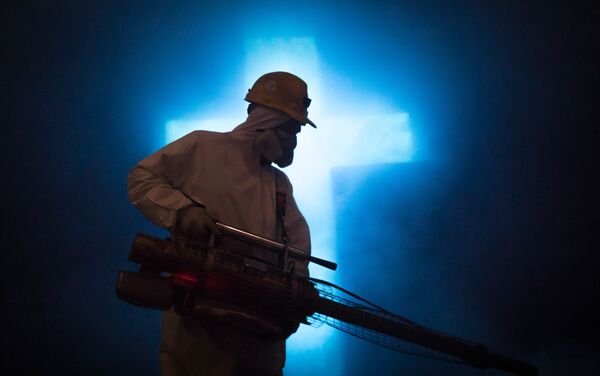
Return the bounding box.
[174,205,221,243]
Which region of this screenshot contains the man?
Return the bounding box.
[128,71,316,375]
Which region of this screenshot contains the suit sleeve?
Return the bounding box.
[127,132,201,230]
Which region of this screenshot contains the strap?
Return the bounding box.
[274,171,294,273]
[274,171,288,242]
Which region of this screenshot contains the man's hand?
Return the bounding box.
[174,205,221,243]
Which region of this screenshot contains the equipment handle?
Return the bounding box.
[215,222,337,271]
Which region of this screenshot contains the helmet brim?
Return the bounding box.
[305,118,317,128]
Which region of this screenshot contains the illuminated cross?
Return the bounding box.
[165,38,413,375]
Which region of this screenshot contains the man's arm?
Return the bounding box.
[127,132,201,231]
[128,165,194,230]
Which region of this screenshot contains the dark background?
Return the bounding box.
[3,1,598,375]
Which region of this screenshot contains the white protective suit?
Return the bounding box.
[128,106,311,376]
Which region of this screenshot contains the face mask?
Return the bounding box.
[274,149,294,168]
[254,129,295,168]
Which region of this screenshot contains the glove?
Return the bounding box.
[174,205,221,243]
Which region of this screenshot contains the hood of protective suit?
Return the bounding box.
[232,105,292,135]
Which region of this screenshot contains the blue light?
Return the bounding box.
[165,37,413,376]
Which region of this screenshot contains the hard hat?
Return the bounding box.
[245,72,317,128]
